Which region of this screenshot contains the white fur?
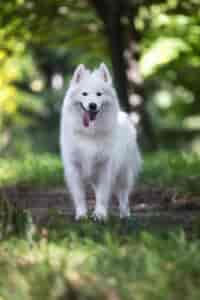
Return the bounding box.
[60,63,142,220]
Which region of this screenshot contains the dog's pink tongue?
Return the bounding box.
[83,111,90,127]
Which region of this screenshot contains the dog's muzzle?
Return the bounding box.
[80,102,99,127]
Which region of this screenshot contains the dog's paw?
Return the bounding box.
[75,207,88,221]
[119,207,130,219]
[93,205,108,221]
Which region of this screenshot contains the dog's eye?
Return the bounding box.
[96,92,102,96]
[82,92,88,96]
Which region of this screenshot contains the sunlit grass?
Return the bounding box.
[0,151,200,300]
[0,153,63,187]
[0,151,199,194]
[0,219,200,300]
[141,151,200,194]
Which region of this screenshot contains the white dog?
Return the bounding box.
[60,63,142,220]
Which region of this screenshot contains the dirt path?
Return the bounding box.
[0,185,200,228]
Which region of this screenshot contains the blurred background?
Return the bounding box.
[0,0,200,156]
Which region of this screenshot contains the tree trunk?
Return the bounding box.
[91,0,157,149]
[105,14,130,112]
[91,0,130,111]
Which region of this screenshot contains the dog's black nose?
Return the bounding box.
[89,102,97,111]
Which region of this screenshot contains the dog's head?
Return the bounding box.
[65,63,119,132]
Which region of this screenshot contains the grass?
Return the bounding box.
[0,150,200,300]
[0,154,63,187]
[0,218,200,300]
[141,151,200,194]
[0,150,200,194]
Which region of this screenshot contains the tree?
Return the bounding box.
[90,0,160,147]
[0,0,200,154]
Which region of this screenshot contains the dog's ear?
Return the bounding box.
[71,64,86,85]
[98,63,112,84]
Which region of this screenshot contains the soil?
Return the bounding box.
[0,184,200,228]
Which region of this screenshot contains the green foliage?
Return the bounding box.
[139,1,200,131]
[0,0,107,155]
[0,0,106,63]
[0,198,34,240]
[0,0,200,153]
[0,220,200,300]
[0,48,46,155]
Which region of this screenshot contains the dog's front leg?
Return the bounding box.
[64,164,87,220]
[93,161,112,221]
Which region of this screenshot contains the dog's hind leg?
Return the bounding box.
[118,188,130,218]
[115,168,133,218]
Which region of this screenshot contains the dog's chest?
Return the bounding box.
[72,136,111,179]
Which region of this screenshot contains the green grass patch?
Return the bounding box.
[0,153,63,187]
[0,151,199,194]
[0,151,200,299]
[0,219,200,300]
[141,151,200,194]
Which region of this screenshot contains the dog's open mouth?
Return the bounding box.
[80,103,99,128]
[83,111,98,127]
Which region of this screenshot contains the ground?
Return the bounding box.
[0,151,200,300]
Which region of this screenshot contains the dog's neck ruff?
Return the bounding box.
[73,124,117,141]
